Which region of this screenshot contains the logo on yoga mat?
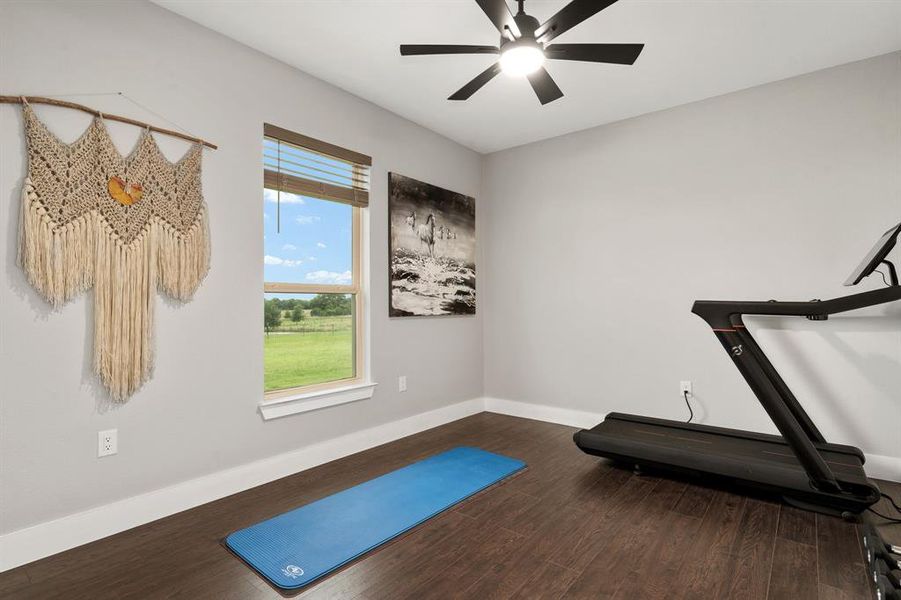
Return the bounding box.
[281,565,304,579]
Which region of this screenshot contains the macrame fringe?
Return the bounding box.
[156,206,211,301]
[18,178,210,402]
[18,179,96,307]
[93,218,156,402]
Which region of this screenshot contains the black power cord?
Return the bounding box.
[683,390,694,423]
[869,507,901,524]
[883,492,901,513]
[868,492,901,524]
[875,268,891,287]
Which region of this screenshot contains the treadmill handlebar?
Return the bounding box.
[692,285,901,329]
[690,284,901,495]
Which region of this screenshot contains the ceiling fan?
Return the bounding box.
[399,0,645,105]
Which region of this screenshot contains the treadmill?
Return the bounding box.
[575,221,901,516]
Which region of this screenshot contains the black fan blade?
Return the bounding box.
[448,62,502,101]
[474,0,520,39]
[400,45,499,56]
[526,67,564,105]
[535,0,620,44]
[545,43,644,65]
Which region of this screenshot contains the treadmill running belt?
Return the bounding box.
[575,413,878,514]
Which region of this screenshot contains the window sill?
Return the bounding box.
[259,382,377,421]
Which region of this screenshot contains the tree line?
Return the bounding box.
[265,295,353,333]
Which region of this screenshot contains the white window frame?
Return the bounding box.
[259,133,373,420]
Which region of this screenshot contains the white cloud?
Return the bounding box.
[307,256,317,261]
[264,188,304,204]
[264,255,302,268]
[296,215,321,225]
[282,243,297,251]
[316,242,327,248]
[305,270,352,284]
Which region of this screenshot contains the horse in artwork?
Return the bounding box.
[418,213,436,257]
[404,211,416,230]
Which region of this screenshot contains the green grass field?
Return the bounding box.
[264,315,354,391]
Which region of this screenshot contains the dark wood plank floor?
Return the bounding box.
[2,412,898,599]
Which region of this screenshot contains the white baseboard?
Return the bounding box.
[4,395,898,572]
[865,454,901,483]
[484,396,901,483]
[0,397,484,572]
[484,397,602,429]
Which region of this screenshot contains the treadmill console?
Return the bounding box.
[844,221,901,287]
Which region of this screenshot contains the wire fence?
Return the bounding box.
[269,314,352,335]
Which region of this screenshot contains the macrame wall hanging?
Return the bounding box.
[5,96,215,402]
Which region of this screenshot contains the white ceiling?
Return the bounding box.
[154,0,901,154]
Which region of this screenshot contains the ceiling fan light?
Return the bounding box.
[499,44,545,77]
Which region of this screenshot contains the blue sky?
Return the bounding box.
[263,188,352,287]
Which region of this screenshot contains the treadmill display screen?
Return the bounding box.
[843,222,901,286]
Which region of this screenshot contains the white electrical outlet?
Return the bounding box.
[398,375,407,392]
[98,429,117,457]
[680,381,693,397]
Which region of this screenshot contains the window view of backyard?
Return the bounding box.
[263,185,358,393]
[263,293,354,392]
[263,127,368,395]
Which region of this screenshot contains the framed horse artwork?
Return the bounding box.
[388,173,476,317]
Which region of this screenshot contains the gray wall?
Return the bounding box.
[2,2,899,538]
[482,52,901,474]
[0,0,482,534]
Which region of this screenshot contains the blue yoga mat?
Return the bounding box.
[225,446,525,590]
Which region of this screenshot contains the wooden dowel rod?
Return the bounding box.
[0,95,218,150]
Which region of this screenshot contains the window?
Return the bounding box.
[262,124,369,400]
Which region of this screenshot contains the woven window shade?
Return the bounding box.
[263,123,370,208]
